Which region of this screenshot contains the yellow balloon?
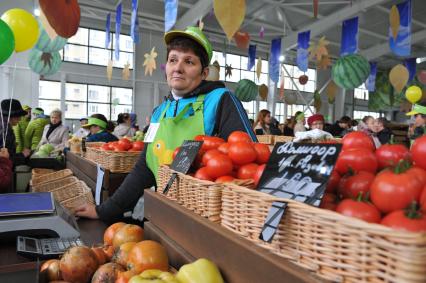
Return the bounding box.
[405,85,422,104]
[1,9,39,52]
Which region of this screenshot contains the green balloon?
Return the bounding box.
[0,19,15,65]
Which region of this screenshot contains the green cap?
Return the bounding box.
[82,117,107,129]
[164,26,213,63]
[406,104,426,116]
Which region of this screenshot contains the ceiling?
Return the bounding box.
[77,0,426,69]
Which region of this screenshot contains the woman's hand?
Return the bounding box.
[74,203,99,219]
[0,148,9,159]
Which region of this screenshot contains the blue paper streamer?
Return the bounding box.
[297,30,310,72]
[115,3,122,61]
[269,38,281,83]
[165,0,178,32]
[365,62,377,92]
[340,17,359,56]
[131,0,140,44]
[105,13,111,49]
[404,57,416,81]
[389,0,412,57]
[248,44,256,70]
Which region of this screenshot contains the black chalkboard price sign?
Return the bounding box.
[162,140,203,194]
[258,142,342,242]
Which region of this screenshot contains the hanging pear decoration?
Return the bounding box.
[389,64,409,93]
[256,57,262,81]
[313,90,322,112]
[213,0,246,41]
[259,84,268,101]
[326,81,338,104]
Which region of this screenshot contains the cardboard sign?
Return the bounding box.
[162,140,203,194]
[258,142,342,242]
[144,123,160,143]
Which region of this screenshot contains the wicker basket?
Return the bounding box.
[220,183,426,283]
[256,135,275,145]
[31,176,79,192]
[51,181,95,213]
[31,168,55,179]
[105,150,141,173]
[69,141,82,153]
[273,135,294,144]
[157,165,223,223]
[85,142,105,164]
[31,169,73,186]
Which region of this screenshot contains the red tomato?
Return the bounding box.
[101,143,113,151]
[420,186,426,211]
[118,138,132,151]
[215,175,235,183]
[192,149,205,169]
[370,168,424,213]
[407,166,426,186]
[342,131,375,152]
[336,199,381,223]
[337,171,375,199]
[325,170,340,194]
[253,164,266,187]
[411,136,426,170]
[202,149,222,165]
[128,148,140,152]
[381,208,426,232]
[205,154,233,178]
[320,202,337,211]
[172,147,180,160]
[335,148,378,175]
[132,141,144,151]
[375,144,410,169]
[228,142,257,165]
[194,135,207,141]
[113,144,127,152]
[227,131,252,143]
[202,136,225,151]
[194,167,213,181]
[319,193,338,211]
[254,143,271,164]
[237,163,259,179]
[217,143,230,155]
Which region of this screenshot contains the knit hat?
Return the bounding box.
[307,114,325,126]
[1,99,27,118]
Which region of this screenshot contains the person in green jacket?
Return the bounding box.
[13,105,31,153]
[24,107,49,151]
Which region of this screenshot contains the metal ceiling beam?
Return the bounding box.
[361,29,426,60]
[174,0,212,29]
[271,0,389,50]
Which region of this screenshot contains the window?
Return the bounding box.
[241,101,256,120]
[354,83,369,100]
[40,80,133,120]
[63,27,134,69]
[280,65,316,93]
[274,103,307,123]
[353,110,380,120]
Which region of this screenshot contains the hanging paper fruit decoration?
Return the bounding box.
[389,64,409,93]
[284,92,297,105]
[313,90,322,112]
[1,9,39,52]
[0,19,15,65]
[405,85,422,104]
[332,54,370,89]
[206,61,220,81]
[258,84,268,101]
[143,47,158,76]
[39,0,81,38]
[28,49,62,76]
[256,57,262,81]
[235,79,258,102]
[213,0,246,41]
[326,81,338,104]
[233,31,250,50]
[299,75,309,85]
[389,5,400,41]
[35,25,67,53]
[417,70,426,85]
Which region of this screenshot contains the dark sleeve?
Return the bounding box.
[213,92,257,142]
[412,127,424,140]
[255,129,263,135]
[95,147,156,223]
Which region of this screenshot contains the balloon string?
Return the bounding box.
[3,63,17,148]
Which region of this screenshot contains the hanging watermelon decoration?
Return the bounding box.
[28,49,62,76]
[332,54,370,89]
[235,79,258,102]
[35,25,67,53]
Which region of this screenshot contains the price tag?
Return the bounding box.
[163,140,203,194]
[144,123,160,143]
[258,142,342,242]
[95,164,105,205]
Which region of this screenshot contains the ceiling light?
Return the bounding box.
[279,55,285,62]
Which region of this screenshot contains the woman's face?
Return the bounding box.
[310,120,324,130]
[264,114,271,124]
[50,113,61,125]
[415,114,426,127]
[166,49,208,96]
[366,118,375,131]
[90,125,100,135]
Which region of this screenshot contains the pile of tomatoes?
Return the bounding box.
[100,138,145,152]
[321,132,426,232]
[175,131,270,186]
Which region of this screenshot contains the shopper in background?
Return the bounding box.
[24,107,49,152]
[38,109,69,151]
[0,148,12,193]
[307,114,325,130]
[293,112,306,134]
[327,116,352,137]
[12,105,31,153]
[358,115,381,148]
[406,103,426,141]
[75,26,255,223]
[113,113,136,139]
[73,118,90,139]
[84,114,118,143]
[283,117,295,136]
[375,117,392,145]
[254,109,272,135]
[130,113,139,132]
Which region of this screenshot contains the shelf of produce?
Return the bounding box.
[65,151,128,197]
[144,190,325,283]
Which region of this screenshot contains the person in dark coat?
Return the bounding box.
[375,117,392,145]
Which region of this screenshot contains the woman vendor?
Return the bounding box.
[75,27,256,223]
